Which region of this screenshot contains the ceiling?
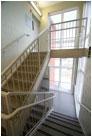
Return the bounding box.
[38,1,62,8]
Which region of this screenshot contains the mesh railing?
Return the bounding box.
[1,28,49,92]
[1,92,55,136]
[1,28,50,135]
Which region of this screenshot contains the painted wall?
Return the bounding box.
[74,57,91,135]
[40,1,84,31]
[1,1,40,71]
[79,57,91,135]
[74,2,91,135]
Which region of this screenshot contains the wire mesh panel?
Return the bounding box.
[50,18,87,49]
[1,92,55,136]
[1,28,49,94]
[1,28,49,135]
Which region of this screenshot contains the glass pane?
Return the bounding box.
[61,68,72,83]
[49,67,59,82]
[61,58,73,69]
[49,58,60,67]
[50,81,59,90]
[63,10,77,21]
[50,14,61,24]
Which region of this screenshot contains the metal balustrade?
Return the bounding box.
[50,18,87,49]
[1,18,89,136]
[1,28,49,91]
[1,92,55,136]
[1,28,49,135]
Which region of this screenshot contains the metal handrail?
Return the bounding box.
[51,17,87,26]
[75,96,91,113]
[1,91,55,96]
[1,93,56,120]
[1,27,49,76]
[1,33,27,51]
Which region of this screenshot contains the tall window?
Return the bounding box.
[50,9,78,49]
[49,9,78,93]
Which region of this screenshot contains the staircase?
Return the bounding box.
[1,18,88,136]
[25,107,84,136]
[2,52,47,93]
[23,105,46,135]
[1,28,50,136]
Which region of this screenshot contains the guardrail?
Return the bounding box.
[1,91,56,136]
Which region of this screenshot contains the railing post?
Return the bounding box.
[38,38,40,71]
[2,92,14,135]
[49,26,51,52]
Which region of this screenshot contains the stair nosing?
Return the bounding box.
[52,111,78,121]
[52,111,79,123]
[49,114,81,128]
[46,118,83,134]
[43,120,83,136]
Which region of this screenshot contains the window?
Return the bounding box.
[49,58,74,93]
[63,10,77,21]
[50,9,78,49]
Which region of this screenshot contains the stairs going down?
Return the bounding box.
[24,107,84,136]
[23,105,48,136]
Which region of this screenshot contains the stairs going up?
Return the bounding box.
[2,52,47,93]
[25,107,84,136]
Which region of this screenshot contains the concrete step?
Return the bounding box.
[47,116,82,132]
[49,113,80,127]
[37,124,67,136]
[45,118,84,136]
[51,111,79,124]
[32,111,84,136]
[52,111,78,122]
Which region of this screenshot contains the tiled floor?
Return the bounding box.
[53,91,76,118]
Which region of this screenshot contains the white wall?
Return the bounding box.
[1,1,40,71]
[74,1,91,135]
[79,58,91,135]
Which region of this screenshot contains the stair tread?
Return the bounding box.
[45,118,84,135]
[31,109,45,116]
[47,116,83,132]
[52,111,79,123]
[33,105,45,109]
[33,130,47,136]
[49,114,80,127]
[38,124,67,136]
[43,120,83,136]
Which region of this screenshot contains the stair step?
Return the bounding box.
[29,112,43,122]
[49,114,80,127]
[38,124,67,136]
[47,116,83,133]
[45,118,83,136]
[52,111,79,123]
[33,130,47,136]
[33,105,45,110]
[41,87,49,91]
[31,107,44,115]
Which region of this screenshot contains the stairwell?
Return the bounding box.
[1,18,89,136]
[1,28,50,136]
[24,105,84,136]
